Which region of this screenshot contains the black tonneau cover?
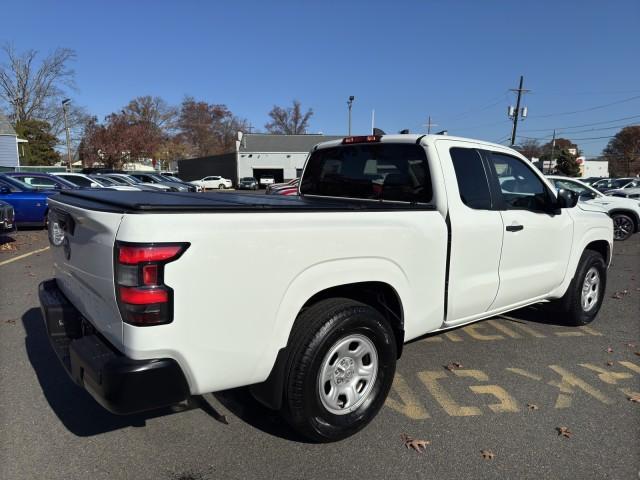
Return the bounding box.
[51,190,434,213]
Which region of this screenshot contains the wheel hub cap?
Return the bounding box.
[581,266,600,312]
[318,334,378,415]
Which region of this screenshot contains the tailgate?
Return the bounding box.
[48,198,124,346]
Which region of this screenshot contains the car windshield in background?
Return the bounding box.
[0,174,36,191]
[300,143,432,203]
[119,175,142,184]
[241,177,254,181]
[103,175,128,185]
[90,176,113,186]
[610,178,634,188]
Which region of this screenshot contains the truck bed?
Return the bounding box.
[50,190,435,213]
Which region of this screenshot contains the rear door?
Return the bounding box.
[435,141,504,324]
[486,152,573,309]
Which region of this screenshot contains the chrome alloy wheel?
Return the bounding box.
[581,266,600,312]
[318,334,378,415]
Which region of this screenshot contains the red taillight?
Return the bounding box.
[118,245,184,264]
[115,242,189,326]
[342,135,381,144]
[119,286,168,304]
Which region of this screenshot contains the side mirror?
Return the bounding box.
[556,188,578,209]
[0,186,10,194]
[579,191,596,200]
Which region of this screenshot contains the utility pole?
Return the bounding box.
[423,116,438,134]
[62,99,72,172]
[508,76,530,146]
[347,96,355,135]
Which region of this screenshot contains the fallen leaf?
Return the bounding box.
[606,347,614,353]
[635,352,640,357]
[445,362,463,371]
[480,449,495,460]
[5,319,16,324]
[611,292,623,299]
[606,361,614,366]
[28,273,36,277]
[626,343,637,348]
[527,403,539,410]
[557,426,572,438]
[400,433,430,453]
[628,395,640,403]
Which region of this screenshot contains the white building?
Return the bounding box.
[178,133,344,184]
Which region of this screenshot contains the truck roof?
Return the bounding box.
[313,134,514,152]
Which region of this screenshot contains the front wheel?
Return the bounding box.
[552,250,606,326]
[612,213,634,241]
[281,298,396,442]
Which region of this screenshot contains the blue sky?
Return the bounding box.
[3,0,639,156]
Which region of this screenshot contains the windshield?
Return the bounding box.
[147,174,167,182]
[90,175,114,186]
[124,175,144,184]
[240,177,255,181]
[610,178,633,188]
[0,174,36,191]
[103,175,128,185]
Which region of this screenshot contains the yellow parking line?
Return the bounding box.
[0,246,50,267]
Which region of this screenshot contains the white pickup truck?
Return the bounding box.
[39,134,613,442]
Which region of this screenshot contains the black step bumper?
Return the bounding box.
[38,279,190,414]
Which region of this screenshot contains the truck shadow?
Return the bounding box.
[22,307,304,441]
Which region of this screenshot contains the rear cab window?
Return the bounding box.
[300,142,432,204]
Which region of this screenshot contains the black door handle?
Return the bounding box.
[506,225,524,232]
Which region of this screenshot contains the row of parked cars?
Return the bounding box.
[0,171,199,229]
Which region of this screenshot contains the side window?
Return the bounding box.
[450,148,492,209]
[488,153,550,212]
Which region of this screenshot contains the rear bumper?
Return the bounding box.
[38,279,190,414]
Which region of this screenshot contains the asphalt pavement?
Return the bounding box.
[1,230,638,480]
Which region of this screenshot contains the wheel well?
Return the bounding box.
[585,240,610,264]
[300,282,405,358]
[609,209,639,232]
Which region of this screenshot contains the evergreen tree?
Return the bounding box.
[14,119,61,165]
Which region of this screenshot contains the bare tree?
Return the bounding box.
[0,44,80,135]
[265,100,313,134]
[122,95,178,133]
[515,139,542,160]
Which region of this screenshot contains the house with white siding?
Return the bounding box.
[0,114,20,168]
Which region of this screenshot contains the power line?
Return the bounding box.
[520,123,639,136]
[518,114,640,133]
[529,94,640,118]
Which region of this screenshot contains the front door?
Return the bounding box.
[487,152,573,309]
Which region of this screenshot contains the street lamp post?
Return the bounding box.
[62,99,72,172]
[347,96,355,136]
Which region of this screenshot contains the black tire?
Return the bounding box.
[612,213,635,241]
[218,184,225,190]
[281,298,397,442]
[552,250,607,326]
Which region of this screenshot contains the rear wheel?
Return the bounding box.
[612,213,634,241]
[552,250,606,326]
[281,298,396,442]
[218,184,225,190]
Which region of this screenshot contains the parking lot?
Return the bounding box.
[1,229,638,480]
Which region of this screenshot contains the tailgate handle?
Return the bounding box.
[506,224,524,232]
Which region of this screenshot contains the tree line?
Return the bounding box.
[0,45,313,168]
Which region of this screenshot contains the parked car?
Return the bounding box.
[549,176,640,241]
[592,177,638,193]
[603,178,640,193]
[6,172,80,191]
[40,134,612,442]
[99,173,164,191]
[190,175,233,190]
[53,172,139,191]
[128,173,184,191]
[0,174,52,227]
[154,174,200,192]
[237,177,259,190]
[0,200,15,233]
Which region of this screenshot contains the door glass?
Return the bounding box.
[489,153,550,212]
[450,148,492,209]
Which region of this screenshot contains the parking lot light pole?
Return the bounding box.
[62,99,72,172]
[347,96,355,136]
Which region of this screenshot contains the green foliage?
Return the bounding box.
[14,120,61,166]
[554,149,581,177]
